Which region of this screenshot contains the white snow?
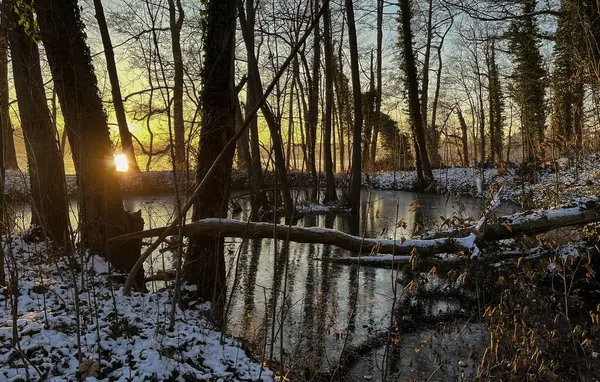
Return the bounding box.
[0,237,273,381]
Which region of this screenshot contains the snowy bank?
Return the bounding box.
[5,153,600,208]
[0,238,273,381]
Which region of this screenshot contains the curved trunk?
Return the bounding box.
[6,1,70,244]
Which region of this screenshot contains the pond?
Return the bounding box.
[7,188,520,380]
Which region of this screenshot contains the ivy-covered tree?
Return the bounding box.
[508,0,547,164]
[552,0,585,149]
[186,0,236,323]
[398,0,434,189]
[487,40,504,163]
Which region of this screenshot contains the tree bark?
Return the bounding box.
[34,0,143,282]
[186,0,236,322]
[0,25,18,171]
[322,3,337,203]
[6,0,70,244]
[346,0,363,214]
[307,0,320,202]
[168,0,186,171]
[93,0,140,172]
[399,0,434,188]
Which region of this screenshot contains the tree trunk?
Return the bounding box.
[363,52,375,164]
[322,3,337,204]
[457,107,470,167]
[238,0,295,221]
[239,0,271,214]
[93,0,140,172]
[399,0,434,188]
[370,0,384,166]
[186,0,236,323]
[430,18,452,168]
[421,0,435,167]
[235,99,252,169]
[308,0,320,202]
[6,0,70,244]
[0,26,18,171]
[34,0,143,282]
[346,0,363,213]
[334,21,347,172]
[286,70,295,170]
[168,0,186,171]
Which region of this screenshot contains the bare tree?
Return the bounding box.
[93,0,141,172]
[322,0,337,203]
[346,0,363,213]
[369,0,384,166]
[168,0,186,170]
[238,0,295,220]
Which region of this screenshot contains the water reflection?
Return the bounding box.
[224,189,518,378]
[7,188,519,379]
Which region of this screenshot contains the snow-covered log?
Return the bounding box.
[109,217,475,256]
[483,196,600,240]
[313,254,466,266]
[423,196,600,241]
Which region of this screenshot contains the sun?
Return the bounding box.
[114,154,129,172]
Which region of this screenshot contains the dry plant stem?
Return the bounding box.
[121,0,330,295]
[5,228,31,380]
[66,248,83,364]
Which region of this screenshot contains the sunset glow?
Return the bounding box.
[114,154,128,172]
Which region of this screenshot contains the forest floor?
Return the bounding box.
[0,238,273,381]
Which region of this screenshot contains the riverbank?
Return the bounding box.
[0,237,273,381]
[5,153,598,207]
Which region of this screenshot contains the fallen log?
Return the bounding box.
[484,196,600,241]
[313,254,464,267]
[108,217,476,256]
[423,196,600,241]
[110,196,600,279]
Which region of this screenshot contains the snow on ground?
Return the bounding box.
[0,238,273,381]
[367,152,600,207]
[295,202,350,213]
[5,153,599,211]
